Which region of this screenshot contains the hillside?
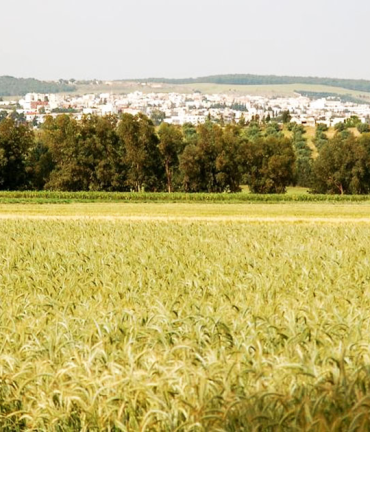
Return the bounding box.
[0,76,76,97]
[73,81,370,104]
[129,74,370,94]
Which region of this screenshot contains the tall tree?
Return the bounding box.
[41,115,89,191]
[246,136,296,193]
[117,113,164,191]
[215,124,245,192]
[0,118,34,190]
[78,114,124,191]
[179,122,224,192]
[291,124,313,187]
[158,123,184,192]
[314,123,329,152]
[26,139,54,190]
[312,133,370,194]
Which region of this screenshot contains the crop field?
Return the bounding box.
[1,204,370,431]
[1,202,370,221]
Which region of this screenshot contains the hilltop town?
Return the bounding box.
[1,87,370,127]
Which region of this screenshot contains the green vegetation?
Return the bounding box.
[244,135,295,194]
[311,133,370,194]
[51,108,79,114]
[1,210,370,431]
[0,115,296,194]
[314,123,330,152]
[290,124,313,187]
[0,118,34,189]
[1,112,370,195]
[0,76,76,96]
[3,190,370,204]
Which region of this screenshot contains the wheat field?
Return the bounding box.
[1,206,370,431]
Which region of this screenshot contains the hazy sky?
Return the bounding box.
[1,0,370,81]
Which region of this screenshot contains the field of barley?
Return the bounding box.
[1,204,370,431]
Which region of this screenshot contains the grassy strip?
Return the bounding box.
[1,202,370,219]
[2,191,370,203]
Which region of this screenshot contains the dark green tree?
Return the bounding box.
[243,121,262,140]
[291,124,313,187]
[117,113,164,191]
[0,118,34,190]
[314,123,329,151]
[41,115,89,191]
[26,140,54,190]
[215,124,246,192]
[311,134,370,194]
[158,123,184,192]
[182,123,198,144]
[179,122,223,192]
[245,136,296,193]
[9,111,27,125]
[78,114,124,191]
[358,123,370,134]
[150,109,166,126]
[281,110,292,124]
[264,122,283,138]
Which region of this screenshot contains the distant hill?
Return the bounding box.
[129,74,370,94]
[0,76,76,96]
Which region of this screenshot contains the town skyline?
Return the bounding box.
[3,87,369,130]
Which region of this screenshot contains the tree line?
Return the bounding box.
[1,112,370,194]
[0,76,76,97]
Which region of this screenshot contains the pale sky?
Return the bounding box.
[1,0,370,81]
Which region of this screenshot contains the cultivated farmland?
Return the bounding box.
[1,204,370,431]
